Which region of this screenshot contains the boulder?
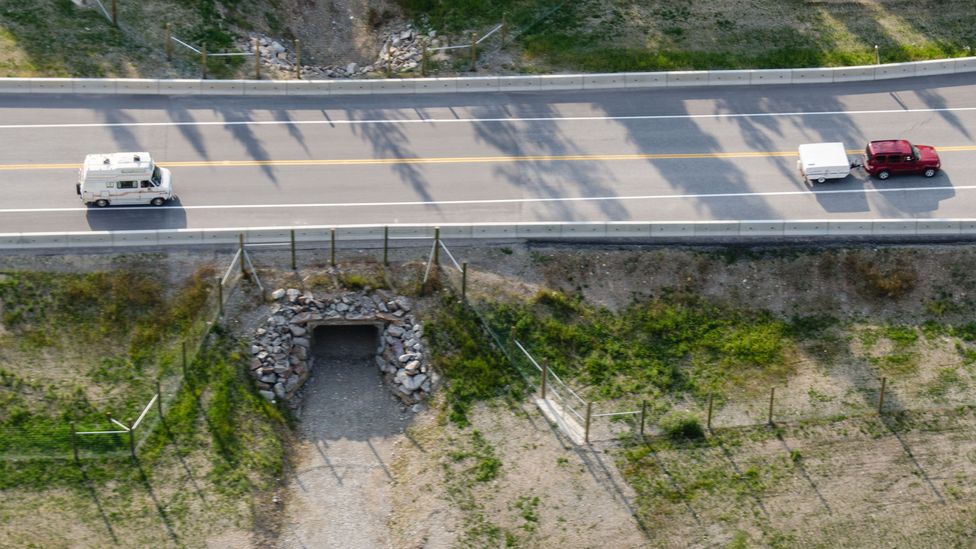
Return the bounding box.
[259,390,275,401]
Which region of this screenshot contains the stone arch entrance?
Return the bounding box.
[249,289,436,403]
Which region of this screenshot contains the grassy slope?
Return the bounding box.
[0,267,286,547]
[399,0,976,71]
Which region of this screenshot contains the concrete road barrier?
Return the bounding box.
[828,220,873,235]
[914,59,957,76]
[516,224,562,237]
[456,77,499,92]
[73,79,117,93]
[583,74,626,90]
[9,219,976,251]
[652,223,696,237]
[607,223,652,237]
[158,79,202,95]
[330,79,373,95]
[540,75,584,91]
[498,76,541,92]
[708,70,752,86]
[0,78,30,93]
[874,62,916,80]
[116,79,160,94]
[286,80,333,96]
[414,78,458,93]
[916,220,961,235]
[666,71,709,87]
[112,230,160,246]
[623,72,667,88]
[750,70,792,85]
[30,78,73,93]
[832,66,876,83]
[201,79,245,96]
[472,224,516,238]
[740,221,785,236]
[372,79,416,94]
[389,225,436,239]
[785,221,829,236]
[4,55,976,98]
[791,69,834,84]
[872,220,917,235]
[693,222,739,236]
[244,80,287,95]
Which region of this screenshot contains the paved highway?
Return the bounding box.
[1,74,975,233]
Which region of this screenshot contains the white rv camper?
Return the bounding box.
[797,142,852,183]
[77,152,173,207]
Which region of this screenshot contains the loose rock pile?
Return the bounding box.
[239,24,446,79]
[249,288,437,404]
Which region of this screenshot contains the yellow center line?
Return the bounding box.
[2,146,974,171]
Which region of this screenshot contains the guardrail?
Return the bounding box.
[2,219,976,250]
[0,56,973,96]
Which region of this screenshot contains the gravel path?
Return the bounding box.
[279,325,411,549]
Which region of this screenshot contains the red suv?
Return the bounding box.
[863,140,941,180]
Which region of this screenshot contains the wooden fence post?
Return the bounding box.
[181,341,188,378]
[330,228,336,267]
[155,381,163,419]
[433,227,440,266]
[421,41,428,76]
[461,261,468,300]
[767,387,775,426]
[540,362,548,399]
[470,32,477,71]
[128,420,136,459]
[385,42,393,77]
[254,39,261,79]
[216,276,223,316]
[501,12,508,45]
[295,39,302,79]
[707,394,714,431]
[239,233,246,276]
[71,422,79,462]
[639,400,647,438]
[383,226,389,266]
[111,0,118,27]
[290,229,296,270]
[584,402,593,444]
[201,43,207,79]
[164,23,172,61]
[878,377,887,414]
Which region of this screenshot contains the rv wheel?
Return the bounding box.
[817,177,826,183]
[95,199,109,208]
[150,197,166,206]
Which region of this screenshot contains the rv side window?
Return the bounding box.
[119,180,137,189]
[140,180,152,188]
[105,181,115,188]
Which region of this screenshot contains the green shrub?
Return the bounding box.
[660,411,705,441]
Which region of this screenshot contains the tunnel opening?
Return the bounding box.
[301,322,409,439]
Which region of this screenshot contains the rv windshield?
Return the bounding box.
[151,166,162,185]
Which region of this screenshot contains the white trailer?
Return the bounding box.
[77,152,174,207]
[797,142,852,183]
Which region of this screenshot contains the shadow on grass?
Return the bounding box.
[132,456,182,546]
[78,461,120,545]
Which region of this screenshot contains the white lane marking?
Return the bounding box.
[1,106,976,130]
[0,184,966,214]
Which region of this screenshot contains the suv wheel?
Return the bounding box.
[95,199,109,208]
[877,170,890,180]
[923,168,937,178]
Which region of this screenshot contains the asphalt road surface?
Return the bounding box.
[1,73,975,233]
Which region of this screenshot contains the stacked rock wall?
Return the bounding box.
[249,288,437,404]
